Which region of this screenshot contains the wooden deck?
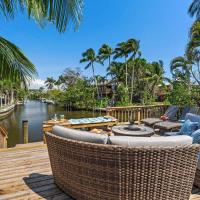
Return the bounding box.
[0,143,200,200]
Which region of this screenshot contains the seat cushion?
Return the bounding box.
[109,135,192,147]
[52,126,108,144]
[179,119,198,136]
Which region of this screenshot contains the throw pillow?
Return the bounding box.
[191,129,200,144]
[179,119,198,136]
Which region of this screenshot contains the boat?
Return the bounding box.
[0,104,15,120]
[16,101,24,105]
[45,100,55,104]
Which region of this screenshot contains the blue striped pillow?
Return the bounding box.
[191,129,200,144]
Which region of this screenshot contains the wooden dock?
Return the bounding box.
[0,143,200,200]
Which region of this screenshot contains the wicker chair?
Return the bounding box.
[45,132,200,200]
[194,169,200,188]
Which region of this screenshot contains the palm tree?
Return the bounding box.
[0,36,37,87]
[45,77,56,90]
[114,42,129,87]
[39,87,44,93]
[170,56,192,83]
[80,48,101,99]
[98,44,114,77]
[0,0,83,33]
[125,38,141,103]
[0,0,83,86]
[186,20,200,56]
[149,61,165,95]
[188,0,200,19]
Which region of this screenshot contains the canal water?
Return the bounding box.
[0,101,100,147]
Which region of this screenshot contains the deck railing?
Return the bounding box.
[106,104,169,123]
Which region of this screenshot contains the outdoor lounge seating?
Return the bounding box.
[45,126,200,200]
[154,107,199,132]
[141,105,179,126]
[164,113,200,136]
[178,106,199,122]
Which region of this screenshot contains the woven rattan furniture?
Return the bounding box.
[194,160,200,188]
[194,168,200,188]
[45,132,200,200]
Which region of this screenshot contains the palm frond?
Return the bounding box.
[189,0,200,19]
[0,0,84,32]
[84,62,91,69]
[0,36,37,87]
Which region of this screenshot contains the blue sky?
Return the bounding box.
[0,0,194,88]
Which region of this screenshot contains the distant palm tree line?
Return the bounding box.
[44,39,166,105]
[79,39,165,103]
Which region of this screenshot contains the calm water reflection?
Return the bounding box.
[0,101,100,147]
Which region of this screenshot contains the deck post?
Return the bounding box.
[22,120,29,144]
[138,108,141,125]
[0,126,8,148]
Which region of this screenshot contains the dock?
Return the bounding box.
[0,143,200,200]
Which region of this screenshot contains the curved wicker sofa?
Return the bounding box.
[45,131,200,200]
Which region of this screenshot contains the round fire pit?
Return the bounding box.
[112,124,154,137]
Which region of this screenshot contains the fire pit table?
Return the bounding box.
[112,124,154,137]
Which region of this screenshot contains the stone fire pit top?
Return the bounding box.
[112,124,154,137]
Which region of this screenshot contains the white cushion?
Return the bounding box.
[109,135,192,147]
[52,125,108,144]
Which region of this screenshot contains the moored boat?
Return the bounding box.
[45,99,55,104]
[0,104,15,120]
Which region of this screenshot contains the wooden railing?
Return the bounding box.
[106,104,169,123]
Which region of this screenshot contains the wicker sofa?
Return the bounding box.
[45,126,200,200]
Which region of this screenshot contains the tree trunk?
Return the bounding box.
[92,63,100,99]
[190,69,200,86]
[130,58,135,104]
[11,90,14,104]
[125,57,128,87]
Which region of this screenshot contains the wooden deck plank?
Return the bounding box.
[0,144,199,200]
[0,144,73,200]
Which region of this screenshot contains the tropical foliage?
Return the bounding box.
[27,0,200,108]
[36,38,169,109]
[0,0,83,106]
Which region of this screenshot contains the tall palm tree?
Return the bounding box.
[114,42,129,87]
[45,77,56,90]
[80,48,101,99]
[125,38,141,103]
[0,0,83,86]
[98,44,114,77]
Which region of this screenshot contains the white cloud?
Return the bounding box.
[29,79,45,89]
